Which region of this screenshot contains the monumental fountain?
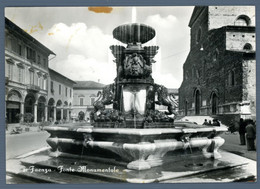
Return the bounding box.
[7,23,256,183]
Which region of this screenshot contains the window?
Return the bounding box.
[51,81,54,93]
[213,49,219,62]
[185,70,189,80]
[65,87,68,97]
[80,98,84,106]
[37,76,41,87]
[43,79,47,90]
[42,78,45,89]
[59,85,62,95]
[196,28,202,43]
[7,63,13,80]
[70,89,72,97]
[11,38,17,52]
[26,47,36,62]
[91,97,96,106]
[234,15,251,26]
[29,71,34,85]
[196,69,200,79]
[18,44,22,56]
[43,58,47,68]
[37,55,41,64]
[18,68,23,83]
[203,59,206,78]
[243,43,252,51]
[228,70,235,86]
[26,47,29,59]
[6,37,11,49]
[192,66,195,78]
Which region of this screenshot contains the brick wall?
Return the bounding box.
[208,6,255,30]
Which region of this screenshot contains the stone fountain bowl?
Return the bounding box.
[44,124,228,171]
[113,23,156,44]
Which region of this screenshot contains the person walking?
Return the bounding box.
[238,118,246,145]
[245,119,256,151]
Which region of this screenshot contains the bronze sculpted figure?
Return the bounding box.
[124,53,152,78]
[154,84,178,116]
[93,84,114,113]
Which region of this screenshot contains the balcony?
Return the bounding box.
[27,84,40,92]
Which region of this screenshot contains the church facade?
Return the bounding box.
[178,6,256,123]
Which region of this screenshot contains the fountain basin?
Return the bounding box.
[45,125,227,170]
[113,23,156,44]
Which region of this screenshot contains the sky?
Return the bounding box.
[5,6,194,88]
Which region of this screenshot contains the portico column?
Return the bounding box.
[20,102,24,122]
[61,108,64,120]
[67,108,69,121]
[45,105,48,121]
[34,103,37,123]
[53,106,57,122]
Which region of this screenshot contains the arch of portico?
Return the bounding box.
[37,96,47,122]
[63,101,69,121]
[56,100,63,121]
[6,89,23,123]
[48,98,55,122]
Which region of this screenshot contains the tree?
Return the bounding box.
[15,113,23,123]
[24,113,34,124]
[78,111,85,121]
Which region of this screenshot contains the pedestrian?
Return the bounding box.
[212,119,220,126]
[208,120,212,125]
[238,118,246,145]
[5,114,8,131]
[245,119,256,151]
[203,119,209,125]
[228,120,236,133]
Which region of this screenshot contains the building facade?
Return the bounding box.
[5,18,55,123]
[72,81,105,120]
[178,6,256,123]
[47,69,75,122]
[5,17,75,123]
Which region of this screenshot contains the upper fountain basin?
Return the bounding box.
[113,23,156,44]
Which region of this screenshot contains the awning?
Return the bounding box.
[7,102,20,109]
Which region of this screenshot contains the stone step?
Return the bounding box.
[7,167,110,184]
[8,150,253,183]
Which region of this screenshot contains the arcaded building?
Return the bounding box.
[178,6,255,122]
[5,17,75,123]
[5,17,55,123]
[47,69,75,122]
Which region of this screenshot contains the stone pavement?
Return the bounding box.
[5,122,92,135]
[180,116,257,161]
[6,124,42,135]
[220,132,257,161]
